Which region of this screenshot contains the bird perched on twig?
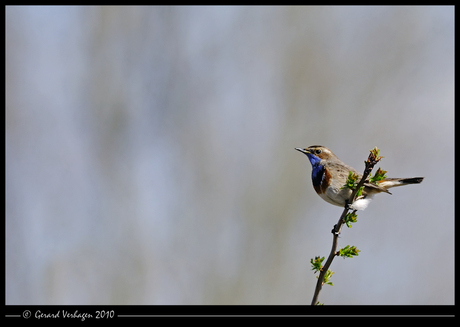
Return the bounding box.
[296,145,424,210]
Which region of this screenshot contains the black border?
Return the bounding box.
[4,305,456,320]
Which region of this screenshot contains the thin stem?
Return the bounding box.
[310,207,350,305]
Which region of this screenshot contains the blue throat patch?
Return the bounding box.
[306,153,321,166]
[306,154,324,188]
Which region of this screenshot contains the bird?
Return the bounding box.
[295,145,424,210]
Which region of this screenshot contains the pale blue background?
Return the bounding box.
[6,6,453,304]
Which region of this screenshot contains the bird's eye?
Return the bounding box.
[315,149,322,154]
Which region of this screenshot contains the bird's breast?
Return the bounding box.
[311,165,331,195]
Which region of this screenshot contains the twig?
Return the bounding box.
[310,148,382,305]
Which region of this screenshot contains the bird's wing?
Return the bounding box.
[363,181,391,194]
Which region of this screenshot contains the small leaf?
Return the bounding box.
[369,147,384,162]
[355,185,364,198]
[370,167,387,184]
[343,212,358,228]
[322,269,334,286]
[310,256,325,274]
[337,245,361,258]
[342,171,360,190]
[370,147,380,158]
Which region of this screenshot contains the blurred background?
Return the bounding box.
[6,6,453,305]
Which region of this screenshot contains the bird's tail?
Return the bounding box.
[378,177,424,190]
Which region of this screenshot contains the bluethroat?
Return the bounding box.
[296,146,424,210]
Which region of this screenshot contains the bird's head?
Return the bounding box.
[295,145,337,167]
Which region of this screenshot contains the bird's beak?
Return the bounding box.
[295,148,310,154]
